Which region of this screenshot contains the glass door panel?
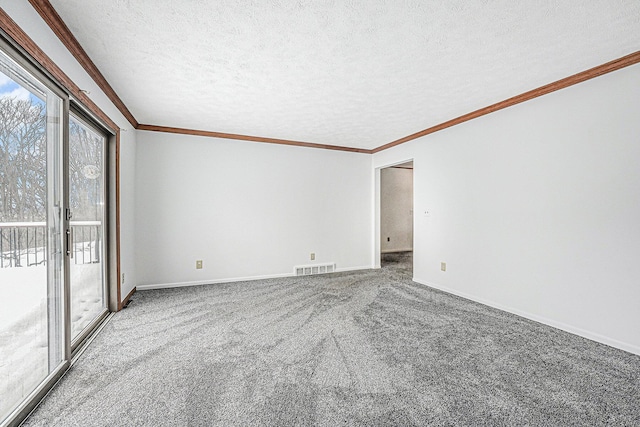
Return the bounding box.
[69,114,107,342]
[0,49,64,424]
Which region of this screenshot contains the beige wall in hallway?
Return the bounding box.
[380,167,413,253]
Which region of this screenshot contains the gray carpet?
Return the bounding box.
[23,261,640,426]
[380,250,413,270]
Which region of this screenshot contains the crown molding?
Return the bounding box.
[372,50,640,153]
[0,6,119,132]
[28,0,138,128]
[0,6,125,311]
[24,2,640,154]
[137,124,373,154]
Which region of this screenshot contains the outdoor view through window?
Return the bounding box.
[0,63,57,422]
[0,47,107,425]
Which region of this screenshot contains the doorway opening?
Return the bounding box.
[379,161,414,273]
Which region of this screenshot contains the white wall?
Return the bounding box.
[135,131,373,287]
[380,167,413,253]
[2,1,137,299]
[118,134,136,297]
[6,0,638,355]
[374,63,640,355]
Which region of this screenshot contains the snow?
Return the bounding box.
[0,246,105,419]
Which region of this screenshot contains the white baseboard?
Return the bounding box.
[137,272,295,290]
[381,248,413,254]
[413,277,640,357]
[137,265,375,291]
[336,265,374,273]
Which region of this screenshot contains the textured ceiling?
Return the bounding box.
[48,0,640,150]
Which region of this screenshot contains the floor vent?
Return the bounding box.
[294,263,336,276]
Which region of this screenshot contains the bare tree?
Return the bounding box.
[0,96,47,223]
[69,119,103,221]
[1,93,104,266]
[0,95,46,266]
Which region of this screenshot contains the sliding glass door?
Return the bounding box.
[69,113,107,344]
[0,39,110,426]
[0,47,65,424]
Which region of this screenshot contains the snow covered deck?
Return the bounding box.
[0,244,104,417]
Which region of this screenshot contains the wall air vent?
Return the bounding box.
[294,263,336,276]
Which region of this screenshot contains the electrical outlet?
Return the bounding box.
[121,273,125,284]
[196,260,203,269]
[387,237,390,242]
[441,262,446,272]
[310,253,315,261]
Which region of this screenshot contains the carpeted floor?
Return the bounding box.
[380,250,413,271]
[23,260,640,426]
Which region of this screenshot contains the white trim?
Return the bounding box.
[377,158,415,169]
[413,277,640,357]
[373,157,414,270]
[137,272,294,290]
[137,265,376,291]
[336,265,374,273]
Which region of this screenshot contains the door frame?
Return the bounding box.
[67,106,112,352]
[0,33,70,427]
[374,158,414,269]
[62,96,121,316]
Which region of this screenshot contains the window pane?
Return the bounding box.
[69,115,106,341]
[0,50,63,424]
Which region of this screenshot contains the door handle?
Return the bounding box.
[66,228,73,258]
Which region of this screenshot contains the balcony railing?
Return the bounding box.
[0,221,102,268]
